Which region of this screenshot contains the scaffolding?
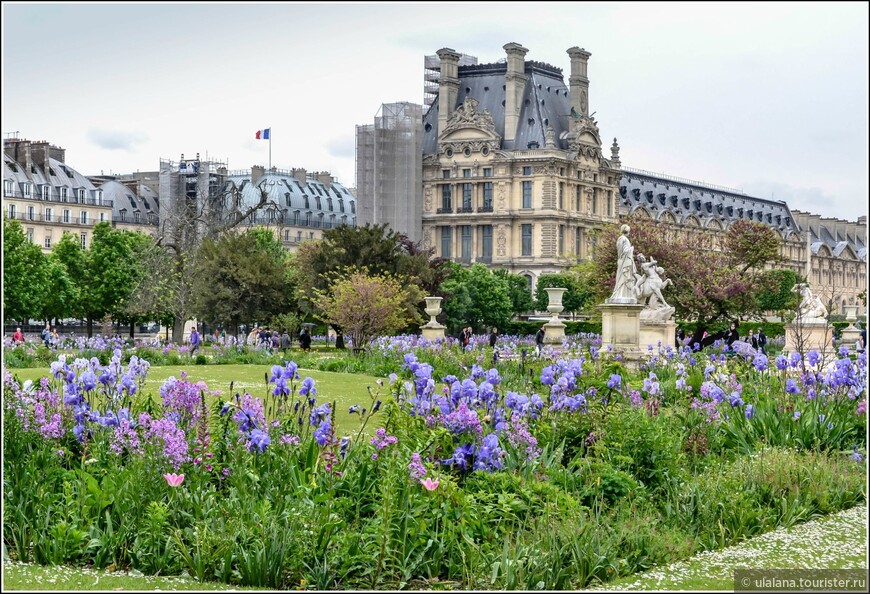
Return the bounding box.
[423,52,479,107]
[355,102,424,242]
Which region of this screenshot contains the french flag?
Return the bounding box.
[255,128,270,140]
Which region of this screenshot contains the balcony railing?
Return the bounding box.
[457,206,474,214]
[436,207,453,214]
[7,212,108,225]
[4,193,112,208]
[477,205,493,213]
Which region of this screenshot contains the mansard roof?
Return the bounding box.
[422,61,573,154]
[223,170,357,223]
[618,168,799,239]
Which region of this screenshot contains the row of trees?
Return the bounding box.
[4,211,801,346]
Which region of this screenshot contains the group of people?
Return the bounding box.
[244,325,311,353]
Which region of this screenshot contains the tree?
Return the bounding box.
[294,223,446,347]
[590,216,783,345]
[38,256,78,324]
[53,232,89,322]
[756,268,801,314]
[493,269,534,316]
[315,270,422,354]
[3,217,51,323]
[89,222,138,331]
[533,272,593,315]
[439,262,513,331]
[191,230,293,336]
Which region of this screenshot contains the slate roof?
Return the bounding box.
[422,61,573,154]
[618,169,799,238]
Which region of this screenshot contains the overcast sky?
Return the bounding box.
[3,2,868,221]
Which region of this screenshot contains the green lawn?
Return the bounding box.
[591,504,868,591]
[7,364,389,436]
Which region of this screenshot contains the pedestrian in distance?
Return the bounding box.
[189,326,201,355]
[299,327,312,352]
[12,327,24,344]
[535,325,545,356]
[41,323,51,347]
[724,322,739,348]
[757,328,767,354]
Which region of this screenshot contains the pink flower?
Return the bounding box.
[164,473,185,487]
[420,477,439,491]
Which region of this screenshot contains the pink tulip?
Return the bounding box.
[420,477,439,491]
[164,473,185,487]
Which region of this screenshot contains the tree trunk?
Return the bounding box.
[172,318,185,345]
[86,316,93,338]
[129,321,135,340]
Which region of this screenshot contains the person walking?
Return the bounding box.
[280,329,292,356]
[535,325,545,356]
[757,328,767,354]
[299,327,312,352]
[41,323,51,347]
[488,327,498,348]
[189,326,201,355]
[12,327,24,344]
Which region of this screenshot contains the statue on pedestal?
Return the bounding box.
[793,283,828,321]
[636,254,675,322]
[607,224,638,303]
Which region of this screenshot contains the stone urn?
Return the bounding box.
[543,288,567,345]
[421,296,446,340]
[545,288,566,321]
[840,304,862,346]
[423,297,443,327]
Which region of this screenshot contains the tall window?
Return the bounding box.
[23,183,31,198]
[45,207,53,222]
[483,182,493,210]
[462,183,472,210]
[441,185,452,211]
[7,204,15,219]
[63,209,70,223]
[96,190,103,205]
[483,167,492,177]
[42,186,50,200]
[3,180,12,195]
[80,211,88,224]
[575,186,581,211]
[592,189,598,214]
[99,212,106,222]
[60,187,68,202]
[575,227,582,256]
[559,225,565,255]
[26,229,34,243]
[80,233,87,249]
[607,191,612,216]
[521,224,532,256]
[44,235,52,249]
[481,225,492,260]
[27,206,34,220]
[461,225,472,261]
[559,183,564,209]
[522,181,532,208]
[440,226,452,258]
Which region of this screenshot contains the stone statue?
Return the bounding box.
[636,254,675,322]
[608,224,638,303]
[793,283,828,321]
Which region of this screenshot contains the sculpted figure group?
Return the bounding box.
[608,224,675,321]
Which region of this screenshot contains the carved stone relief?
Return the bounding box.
[496,226,507,256]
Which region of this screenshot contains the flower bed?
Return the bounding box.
[3,342,865,589]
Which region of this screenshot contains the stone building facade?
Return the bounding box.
[420,44,621,289]
[4,137,111,252]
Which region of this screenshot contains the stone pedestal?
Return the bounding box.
[840,305,862,347]
[639,319,676,351]
[598,302,646,367]
[422,326,446,341]
[543,321,566,344]
[421,296,446,341]
[785,319,835,355]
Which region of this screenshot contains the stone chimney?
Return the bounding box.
[503,42,529,143]
[567,47,592,117]
[314,171,334,186]
[31,141,51,169]
[252,165,265,185]
[4,138,33,173]
[436,48,461,138]
[292,168,307,183]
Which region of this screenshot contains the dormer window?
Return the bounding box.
[96,190,103,205]
[42,185,50,200]
[23,183,32,198]
[3,180,12,195]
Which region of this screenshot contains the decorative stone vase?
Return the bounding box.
[844,305,859,323]
[840,304,862,347]
[545,288,566,320]
[424,297,443,327]
[421,296,446,340]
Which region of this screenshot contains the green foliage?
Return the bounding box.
[439,262,513,331]
[3,216,52,322]
[533,273,593,313]
[756,268,800,313]
[493,269,534,315]
[192,230,293,331]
